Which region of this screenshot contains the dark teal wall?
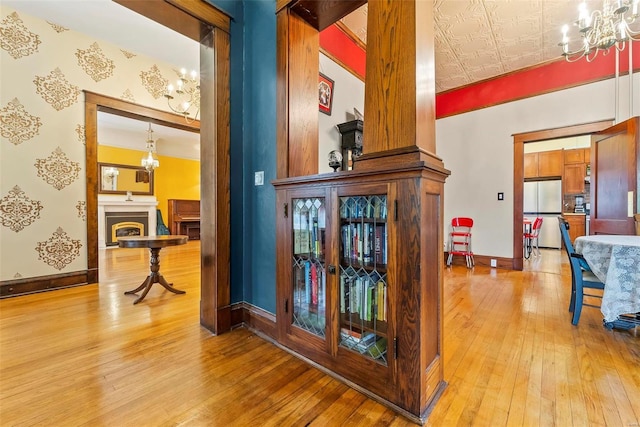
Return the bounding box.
[208,0,277,313]
[242,0,277,313]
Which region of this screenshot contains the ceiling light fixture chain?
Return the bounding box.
[141,122,159,172]
[164,68,200,123]
[560,0,640,62]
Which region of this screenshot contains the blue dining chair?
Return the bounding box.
[557,216,604,325]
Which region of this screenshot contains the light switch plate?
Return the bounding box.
[497,192,504,201]
[254,171,264,186]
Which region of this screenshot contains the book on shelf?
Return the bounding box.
[340,327,362,340]
[355,332,377,352]
[304,261,311,304]
[367,337,387,359]
[311,262,318,306]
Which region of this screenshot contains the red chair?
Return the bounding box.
[447,217,474,268]
[523,217,543,259]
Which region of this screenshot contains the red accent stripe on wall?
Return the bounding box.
[320,26,639,119]
[436,42,640,118]
[319,24,366,79]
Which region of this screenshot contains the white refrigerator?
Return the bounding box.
[523,180,562,249]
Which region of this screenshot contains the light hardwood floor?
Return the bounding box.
[1,243,638,426]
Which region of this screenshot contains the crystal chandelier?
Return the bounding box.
[141,123,159,172]
[560,0,640,62]
[164,68,200,122]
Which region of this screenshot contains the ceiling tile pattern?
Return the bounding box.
[340,0,604,92]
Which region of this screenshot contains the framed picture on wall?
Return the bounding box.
[318,73,334,115]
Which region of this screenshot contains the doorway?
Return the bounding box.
[512,120,613,271]
[84,1,231,334]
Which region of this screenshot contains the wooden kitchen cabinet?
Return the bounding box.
[537,150,563,177]
[564,163,587,194]
[564,148,585,164]
[524,150,563,178]
[524,153,538,178]
[564,214,586,245]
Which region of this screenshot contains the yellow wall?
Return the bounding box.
[98,145,200,224]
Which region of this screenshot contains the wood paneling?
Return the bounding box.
[276,11,290,179]
[363,1,436,156]
[287,12,319,177]
[199,27,232,334]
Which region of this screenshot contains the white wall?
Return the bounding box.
[437,72,639,258]
[318,53,365,174]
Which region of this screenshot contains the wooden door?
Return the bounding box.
[590,117,639,235]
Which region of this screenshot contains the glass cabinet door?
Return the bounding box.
[291,197,326,338]
[338,195,388,365]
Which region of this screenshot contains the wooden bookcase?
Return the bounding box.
[274,164,448,422]
[274,1,448,422]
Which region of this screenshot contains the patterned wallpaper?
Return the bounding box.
[0,6,187,281]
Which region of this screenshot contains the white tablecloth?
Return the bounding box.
[574,235,640,322]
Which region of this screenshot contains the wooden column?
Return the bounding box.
[357,0,440,170]
[200,26,232,334]
[276,9,320,178]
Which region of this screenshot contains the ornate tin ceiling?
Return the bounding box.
[340,0,605,92]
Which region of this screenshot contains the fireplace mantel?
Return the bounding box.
[98,196,158,249]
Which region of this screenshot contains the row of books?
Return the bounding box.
[293,207,326,256]
[341,223,387,265]
[340,328,388,360]
[340,275,387,322]
[293,260,326,313]
[339,195,388,220]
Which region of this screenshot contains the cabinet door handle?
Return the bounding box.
[393,337,398,359]
[284,298,288,313]
[394,200,398,221]
[284,203,288,218]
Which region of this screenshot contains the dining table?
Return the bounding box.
[574,235,640,324]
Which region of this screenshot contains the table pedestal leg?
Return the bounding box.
[124,247,186,304]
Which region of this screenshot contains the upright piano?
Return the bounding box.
[167,199,200,240]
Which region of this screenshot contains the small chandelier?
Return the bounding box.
[141,123,159,172]
[164,68,200,122]
[560,0,640,62]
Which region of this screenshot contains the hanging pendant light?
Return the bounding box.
[141,122,159,171]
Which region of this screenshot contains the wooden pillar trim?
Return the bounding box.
[167,0,231,33]
[199,27,231,334]
[360,0,437,166]
[276,10,290,179]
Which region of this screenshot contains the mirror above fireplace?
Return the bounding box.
[98,162,154,195]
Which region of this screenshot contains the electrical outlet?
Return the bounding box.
[490,259,497,268]
[254,171,264,186]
